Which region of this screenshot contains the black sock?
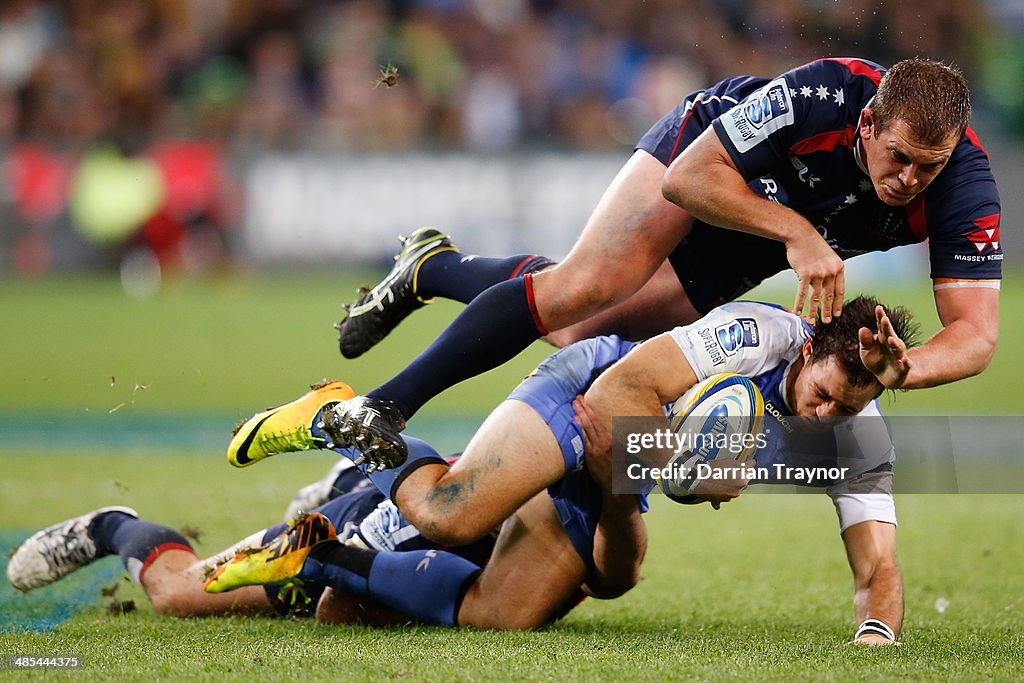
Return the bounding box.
[417,251,555,303]
[369,276,545,418]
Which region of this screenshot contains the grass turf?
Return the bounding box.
[1,452,1021,680]
[1,271,1022,679]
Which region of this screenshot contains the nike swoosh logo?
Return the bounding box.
[234,412,275,465]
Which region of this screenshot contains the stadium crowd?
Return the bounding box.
[0,0,1019,277]
[1,0,1015,153]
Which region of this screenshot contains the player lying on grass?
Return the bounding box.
[5,419,640,628]
[4,446,431,620]
[328,57,999,469]
[221,295,917,644]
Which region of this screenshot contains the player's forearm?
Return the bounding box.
[852,560,904,636]
[586,495,647,599]
[662,144,817,245]
[902,320,997,389]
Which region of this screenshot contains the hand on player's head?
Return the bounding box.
[787,230,845,323]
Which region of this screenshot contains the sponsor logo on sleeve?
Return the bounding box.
[720,78,795,153]
[953,214,1003,262]
[697,326,727,366]
[714,318,760,356]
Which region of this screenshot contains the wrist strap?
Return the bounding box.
[855,618,896,642]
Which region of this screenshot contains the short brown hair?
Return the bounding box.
[871,58,971,145]
[810,296,921,394]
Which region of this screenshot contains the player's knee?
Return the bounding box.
[543,326,588,348]
[398,500,492,546]
[417,516,489,546]
[853,554,899,589]
[149,592,190,617]
[534,268,619,328]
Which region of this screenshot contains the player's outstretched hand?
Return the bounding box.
[787,229,845,323]
[573,396,614,492]
[859,305,911,389]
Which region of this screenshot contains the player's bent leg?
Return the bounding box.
[457,492,587,630]
[532,149,693,333]
[545,259,701,346]
[391,399,567,546]
[331,151,693,461]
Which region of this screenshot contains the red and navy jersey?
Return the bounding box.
[641,57,1002,282]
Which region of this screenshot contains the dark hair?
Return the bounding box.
[810,295,921,393]
[872,58,971,145]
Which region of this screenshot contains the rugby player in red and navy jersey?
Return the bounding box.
[328,58,1000,471]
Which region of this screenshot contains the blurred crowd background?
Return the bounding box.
[1,0,1022,281]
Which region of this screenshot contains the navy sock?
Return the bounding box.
[302,544,480,626]
[369,276,545,418]
[89,512,194,583]
[417,251,554,304]
[311,424,448,500]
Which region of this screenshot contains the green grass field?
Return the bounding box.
[1,271,1022,680]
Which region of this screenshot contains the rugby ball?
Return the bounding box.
[667,373,764,464]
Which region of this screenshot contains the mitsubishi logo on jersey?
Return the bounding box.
[966,214,1000,254]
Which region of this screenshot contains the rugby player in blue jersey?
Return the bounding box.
[214,296,916,644]
[328,57,999,471]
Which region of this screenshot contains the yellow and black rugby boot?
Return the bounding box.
[228,380,356,467]
[336,227,459,359]
[204,512,337,593]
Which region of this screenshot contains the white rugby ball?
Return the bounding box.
[667,372,764,464]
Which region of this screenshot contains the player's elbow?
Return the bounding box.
[661,162,696,211]
[954,331,998,381]
[586,570,641,600]
[973,330,998,375]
